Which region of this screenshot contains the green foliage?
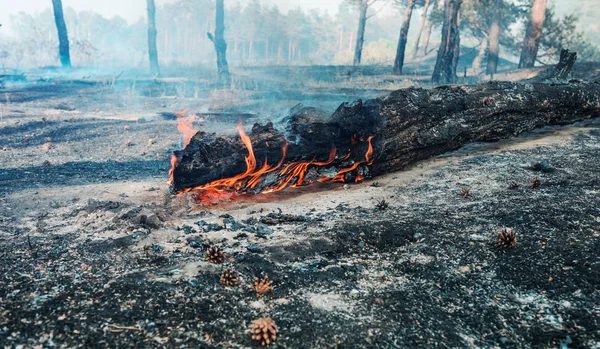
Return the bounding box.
[538,8,600,62]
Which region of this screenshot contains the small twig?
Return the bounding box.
[27,236,37,259]
[106,325,143,333]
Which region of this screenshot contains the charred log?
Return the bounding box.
[171,79,600,194]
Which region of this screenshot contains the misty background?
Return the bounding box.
[0,0,598,71]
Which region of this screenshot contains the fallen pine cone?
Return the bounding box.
[459,188,471,198]
[496,228,517,249]
[530,178,541,189]
[42,160,51,167]
[206,246,225,264]
[220,269,239,287]
[253,275,273,295]
[375,199,389,211]
[249,318,277,346]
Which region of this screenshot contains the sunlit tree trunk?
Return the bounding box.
[419,18,434,56]
[339,28,344,51]
[412,0,431,59]
[472,36,488,74]
[393,0,416,75]
[353,0,368,65]
[487,0,502,75]
[208,0,230,86]
[51,0,71,68]
[432,0,462,84]
[519,0,547,68]
[146,0,160,75]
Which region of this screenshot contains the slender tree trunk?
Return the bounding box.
[419,19,434,56]
[349,32,354,51]
[208,0,230,86]
[339,28,344,51]
[487,0,502,75]
[266,37,269,61]
[51,0,71,68]
[432,0,462,84]
[472,36,488,74]
[393,0,416,75]
[519,0,547,68]
[412,0,431,59]
[452,11,461,78]
[353,0,368,65]
[146,0,160,75]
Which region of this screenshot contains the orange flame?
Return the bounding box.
[171,119,376,204]
[178,116,198,148]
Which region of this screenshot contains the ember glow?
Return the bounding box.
[170,121,375,203]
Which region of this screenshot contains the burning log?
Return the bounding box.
[170,79,600,201]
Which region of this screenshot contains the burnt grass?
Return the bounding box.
[1,80,599,347]
[1,129,598,348]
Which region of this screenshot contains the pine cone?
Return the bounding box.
[206,246,225,264]
[375,199,389,211]
[250,318,277,346]
[220,269,239,287]
[253,276,274,295]
[459,188,471,198]
[496,228,517,249]
[530,178,541,189]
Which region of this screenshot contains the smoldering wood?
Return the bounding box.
[171,78,600,193]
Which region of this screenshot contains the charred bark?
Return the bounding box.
[519,0,547,69]
[51,0,71,68]
[393,0,416,75]
[432,0,462,84]
[208,0,231,86]
[171,79,600,193]
[146,0,160,76]
[353,0,369,65]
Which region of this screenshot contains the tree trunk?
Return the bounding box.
[412,0,431,59]
[519,0,547,68]
[472,37,488,75]
[353,0,368,65]
[171,79,600,194]
[51,0,71,68]
[432,0,462,84]
[208,0,230,86]
[146,0,160,76]
[452,11,461,78]
[486,0,502,75]
[419,18,434,56]
[393,0,416,75]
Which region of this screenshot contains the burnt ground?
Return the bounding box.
[1,69,600,348]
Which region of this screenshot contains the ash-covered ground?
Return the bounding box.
[0,76,599,348]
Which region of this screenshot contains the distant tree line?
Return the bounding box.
[0,0,598,83]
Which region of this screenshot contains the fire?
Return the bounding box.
[176,112,198,148]
[169,119,375,204]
